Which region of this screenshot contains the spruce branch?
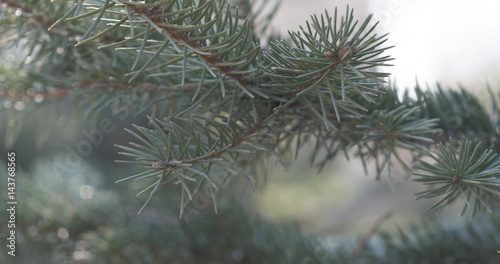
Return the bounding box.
[115,110,277,215]
[413,85,500,147]
[262,7,393,121]
[413,140,500,215]
[355,105,440,179]
[54,0,264,98]
[0,0,122,46]
[360,215,500,264]
[2,1,500,262]
[2,0,498,218]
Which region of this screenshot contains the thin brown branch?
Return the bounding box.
[348,209,393,261]
[121,0,257,87]
[0,81,198,101]
[152,114,267,170]
[0,88,71,101]
[0,0,121,42]
[293,44,357,95]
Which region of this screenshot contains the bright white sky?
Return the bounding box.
[273,0,500,91]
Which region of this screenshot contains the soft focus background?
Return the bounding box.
[1,0,500,262]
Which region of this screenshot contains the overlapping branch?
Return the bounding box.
[1,0,498,217]
[119,0,258,86]
[115,109,275,215]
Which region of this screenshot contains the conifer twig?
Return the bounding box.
[120,0,257,87]
[348,209,393,261]
[0,81,201,100]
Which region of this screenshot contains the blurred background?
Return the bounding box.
[1,0,500,263]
